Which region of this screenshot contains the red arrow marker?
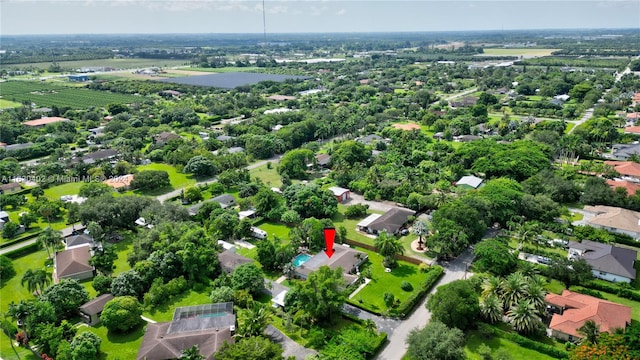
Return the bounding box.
[324,227,336,258]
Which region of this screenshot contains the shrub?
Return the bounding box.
[400,281,413,291]
[478,344,492,360]
[92,275,113,295]
[0,255,16,281]
[383,292,395,307]
[344,204,369,219]
[100,296,143,332]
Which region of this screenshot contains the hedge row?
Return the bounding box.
[492,327,568,359]
[0,231,42,249]
[582,281,640,302]
[570,287,605,299]
[338,313,387,360]
[389,265,444,318]
[5,242,40,259]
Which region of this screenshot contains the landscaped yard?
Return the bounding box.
[465,329,556,360]
[77,323,145,360]
[43,182,84,200]
[332,207,383,246]
[142,289,212,322]
[347,247,428,313]
[254,220,292,240]
[569,286,640,322]
[136,163,195,190]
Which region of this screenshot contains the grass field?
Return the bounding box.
[249,163,282,188]
[348,247,427,313]
[0,99,22,109]
[142,289,212,322]
[136,163,195,190]
[0,80,140,109]
[1,58,189,71]
[43,182,85,200]
[480,48,559,57]
[465,329,556,360]
[77,323,145,360]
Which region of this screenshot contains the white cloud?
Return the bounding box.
[336,8,346,15]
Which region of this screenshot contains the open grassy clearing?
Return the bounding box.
[142,288,212,323]
[0,248,51,313]
[43,181,84,200]
[249,163,282,188]
[136,163,195,189]
[464,329,556,360]
[0,99,22,109]
[347,247,427,313]
[480,48,559,57]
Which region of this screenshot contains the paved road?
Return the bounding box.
[345,193,397,212]
[0,224,84,255]
[567,108,594,134]
[442,87,479,102]
[375,249,475,360]
[265,325,318,360]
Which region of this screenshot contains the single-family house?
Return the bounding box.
[360,207,415,235]
[79,293,114,325]
[554,94,570,102]
[137,303,235,360]
[606,179,640,196]
[624,124,640,134]
[266,94,296,101]
[75,149,119,165]
[627,112,640,124]
[328,187,350,203]
[582,205,640,239]
[0,211,9,230]
[0,182,22,194]
[546,290,631,342]
[295,244,368,286]
[610,144,640,160]
[455,135,482,142]
[356,134,384,145]
[216,135,235,142]
[604,160,640,182]
[357,214,382,233]
[53,244,95,283]
[160,90,182,97]
[568,240,637,283]
[456,175,484,189]
[314,154,331,168]
[23,117,70,127]
[218,249,253,273]
[212,146,244,155]
[64,234,94,250]
[154,131,181,144]
[68,74,89,82]
[188,194,237,216]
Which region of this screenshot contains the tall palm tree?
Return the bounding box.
[374,231,405,260]
[508,299,540,335]
[37,227,63,259]
[20,269,50,296]
[577,320,600,344]
[480,294,503,324]
[412,220,429,250]
[524,280,547,315]
[501,272,527,310]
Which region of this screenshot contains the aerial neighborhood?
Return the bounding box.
[1,22,640,360]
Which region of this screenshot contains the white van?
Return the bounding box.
[250,226,267,239]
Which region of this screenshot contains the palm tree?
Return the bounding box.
[480,294,503,324]
[237,302,271,338]
[577,320,600,344]
[412,220,429,250]
[374,231,404,260]
[7,300,30,335]
[37,227,63,259]
[508,299,540,335]
[481,275,503,298]
[21,269,50,296]
[501,272,527,310]
[524,277,547,315]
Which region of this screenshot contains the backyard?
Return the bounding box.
[465,329,556,360]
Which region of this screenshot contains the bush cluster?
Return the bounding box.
[581,281,640,302]
[493,326,568,359]
[143,276,188,307]
[390,265,444,318]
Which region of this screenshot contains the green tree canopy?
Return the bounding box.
[100,296,143,332]
[406,320,466,360]
[426,279,480,330]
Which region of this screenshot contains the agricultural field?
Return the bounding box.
[0,58,189,71]
[0,98,22,109]
[0,81,140,109]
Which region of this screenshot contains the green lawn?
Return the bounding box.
[465,329,556,360]
[43,182,85,200]
[332,207,384,246]
[0,99,22,109]
[77,323,145,360]
[254,221,292,240]
[142,289,212,322]
[347,247,427,313]
[544,279,566,295]
[136,163,195,189]
[0,248,51,313]
[249,163,282,188]
[565,122,575,133]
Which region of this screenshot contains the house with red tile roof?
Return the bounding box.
[624,123,640,133]
[23,117,70,127]
[606,179,640,196]
[545,290,631,342]
[604,160,640,180]
[633,92,640,106]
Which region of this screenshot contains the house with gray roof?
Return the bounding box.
[53,244,95,283]
[188,194,237,215]
[295,244,368,286]
[218,249,253,273]
[568,240,637,283]
[610,143,640,160]
[137,303,235,360]
[64,234,94,249]
[356,134,384,145]
[360,207,415,235]
[79,293,114,325]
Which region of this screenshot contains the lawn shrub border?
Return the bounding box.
[389,265,444,318]
[0,231,42,248]
[491,326,569,359]
[339,313,388,359]
[581,280,640,301]
[5,242,40,259]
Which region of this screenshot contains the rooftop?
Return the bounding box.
[367,207,415,234]
[582,205,640,236]
[546,290,632,338]
[568,239,637,280]
[55,245,93,280]
[606,179,640,196]
[23,117,70,127]
[456,175,483,189]
[79,293,114,316]
[218,249,253,273]
[604,160,640,178]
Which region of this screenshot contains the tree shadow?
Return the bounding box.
[103,323,146,343]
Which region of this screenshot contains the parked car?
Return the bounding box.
[536,256,551,265]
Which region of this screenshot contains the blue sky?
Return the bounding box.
[1,0,639,35]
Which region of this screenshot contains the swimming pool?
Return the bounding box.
[293,253,312,267]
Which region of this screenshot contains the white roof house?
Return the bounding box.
[356,214,382,230]
[456,175,484,189]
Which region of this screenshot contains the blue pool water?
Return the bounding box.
[293,254,312,267]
